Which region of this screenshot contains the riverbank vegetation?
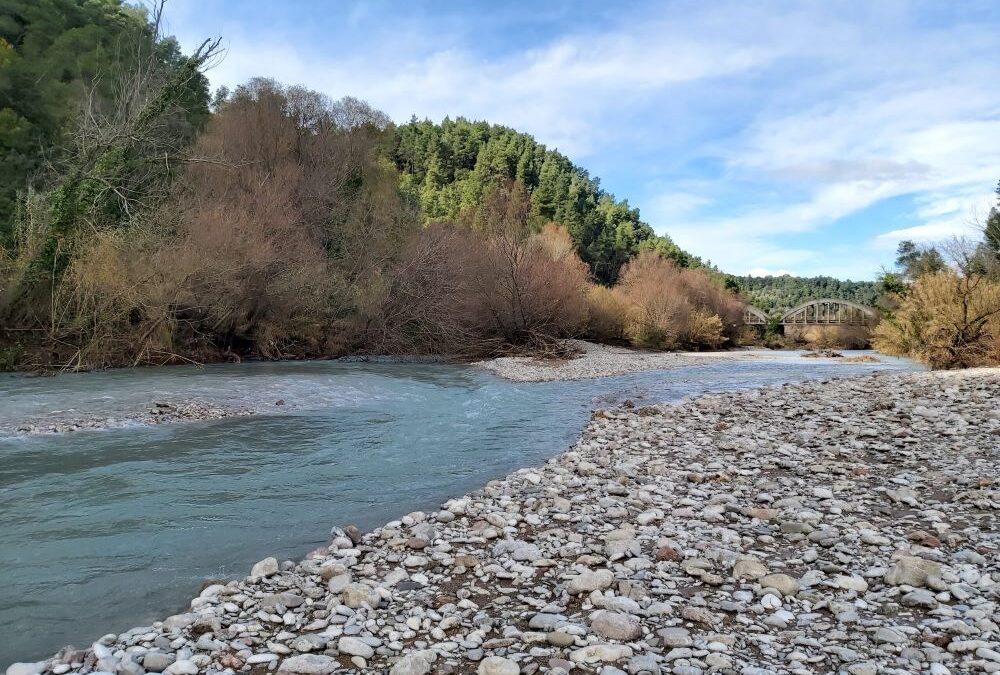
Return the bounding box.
[872,197,1000,369]
[0,2,742,371]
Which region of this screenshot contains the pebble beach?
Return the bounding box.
[473,341,772,382]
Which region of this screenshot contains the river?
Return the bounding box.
[0,353,918,666]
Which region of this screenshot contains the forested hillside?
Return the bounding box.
[391,118,698,283]
[0,1,745,370]
[735,275,880,313]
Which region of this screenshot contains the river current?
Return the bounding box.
[0,353,918,666]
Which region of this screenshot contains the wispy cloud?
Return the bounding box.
[169,0,1000,279]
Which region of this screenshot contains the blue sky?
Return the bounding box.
[165,0,1000,280]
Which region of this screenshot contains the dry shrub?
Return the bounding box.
[487,221,589,347]
[797,325,871,350]
[345,223,480,354]
[736,325,762,347]
[686,310,726,349]
[141,80,410,360]
[353,190,591,356]
[586,284,628,341]
[614,251,742,350]
[461,183,588,352]
[873,270,1000,368]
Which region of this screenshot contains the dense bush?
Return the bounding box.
[351,188,590,356]
[585,285,628,342]
[873,271,1000,369]
[793,326,871,350]
[611,252,743,350]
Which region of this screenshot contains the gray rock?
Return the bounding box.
[657,627,692,647]
[250,556,279,579]
[161,613,196,631]
[901,589,938,608]
[548,632,576,647]
[277,655,340,674]
[873,627,908,644]
[477,656,520,675]
[340,582,381,608]
[390,651,436,675]
[590,610,641,641]
[164,660,198,675]
[570,644,634,664]
[732,558,768,580]
[291,634,328,652]
[568,569,614,594]
[338,637,374,658]
[260,592,304,609]
[626,654,661,674]
[759,573,799,597]
[142,652,176,672]
[529,613,566,631]
[5,663,46,675]
[884,556,942,588]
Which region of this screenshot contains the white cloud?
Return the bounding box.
[183,11,780,157]
[168,1,1000,279]
[645,9,1000,276]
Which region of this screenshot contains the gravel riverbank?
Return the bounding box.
[474,341,834,382]
[9,368,999,675]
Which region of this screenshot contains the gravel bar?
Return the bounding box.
[9,368,1000,675]
[475,341,814,382]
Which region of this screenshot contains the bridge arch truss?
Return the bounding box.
[743,306,769,325]
[779,298,878,326]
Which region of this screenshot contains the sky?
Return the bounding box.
[165,0,1000,280]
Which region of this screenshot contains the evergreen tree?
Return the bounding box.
[391,117,699,282]
[985,180,1000,257]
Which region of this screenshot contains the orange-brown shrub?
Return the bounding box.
[873,270,1000,368]
[613,251,743,350]
[794,325,871,350]
[473,217,589,349]
[344,223,480,354]
[140,80,411,359]
[352,188,591,356]
[586,284,628,341]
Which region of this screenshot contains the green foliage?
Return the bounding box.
[985,181,1000,258]
[735,274,879,313]
[0,0,210,248]
[391,117,698,283]
[895,240,945,281]
[1,0,132,242]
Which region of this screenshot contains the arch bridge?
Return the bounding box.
[744,299,878,326]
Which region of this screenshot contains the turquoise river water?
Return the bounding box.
[0,353,919,666]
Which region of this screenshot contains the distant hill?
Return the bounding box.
[735,275,879,313]
[390,117,700,283]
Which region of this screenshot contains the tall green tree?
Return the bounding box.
[895,240,945,281]
[985,180,1000,257]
